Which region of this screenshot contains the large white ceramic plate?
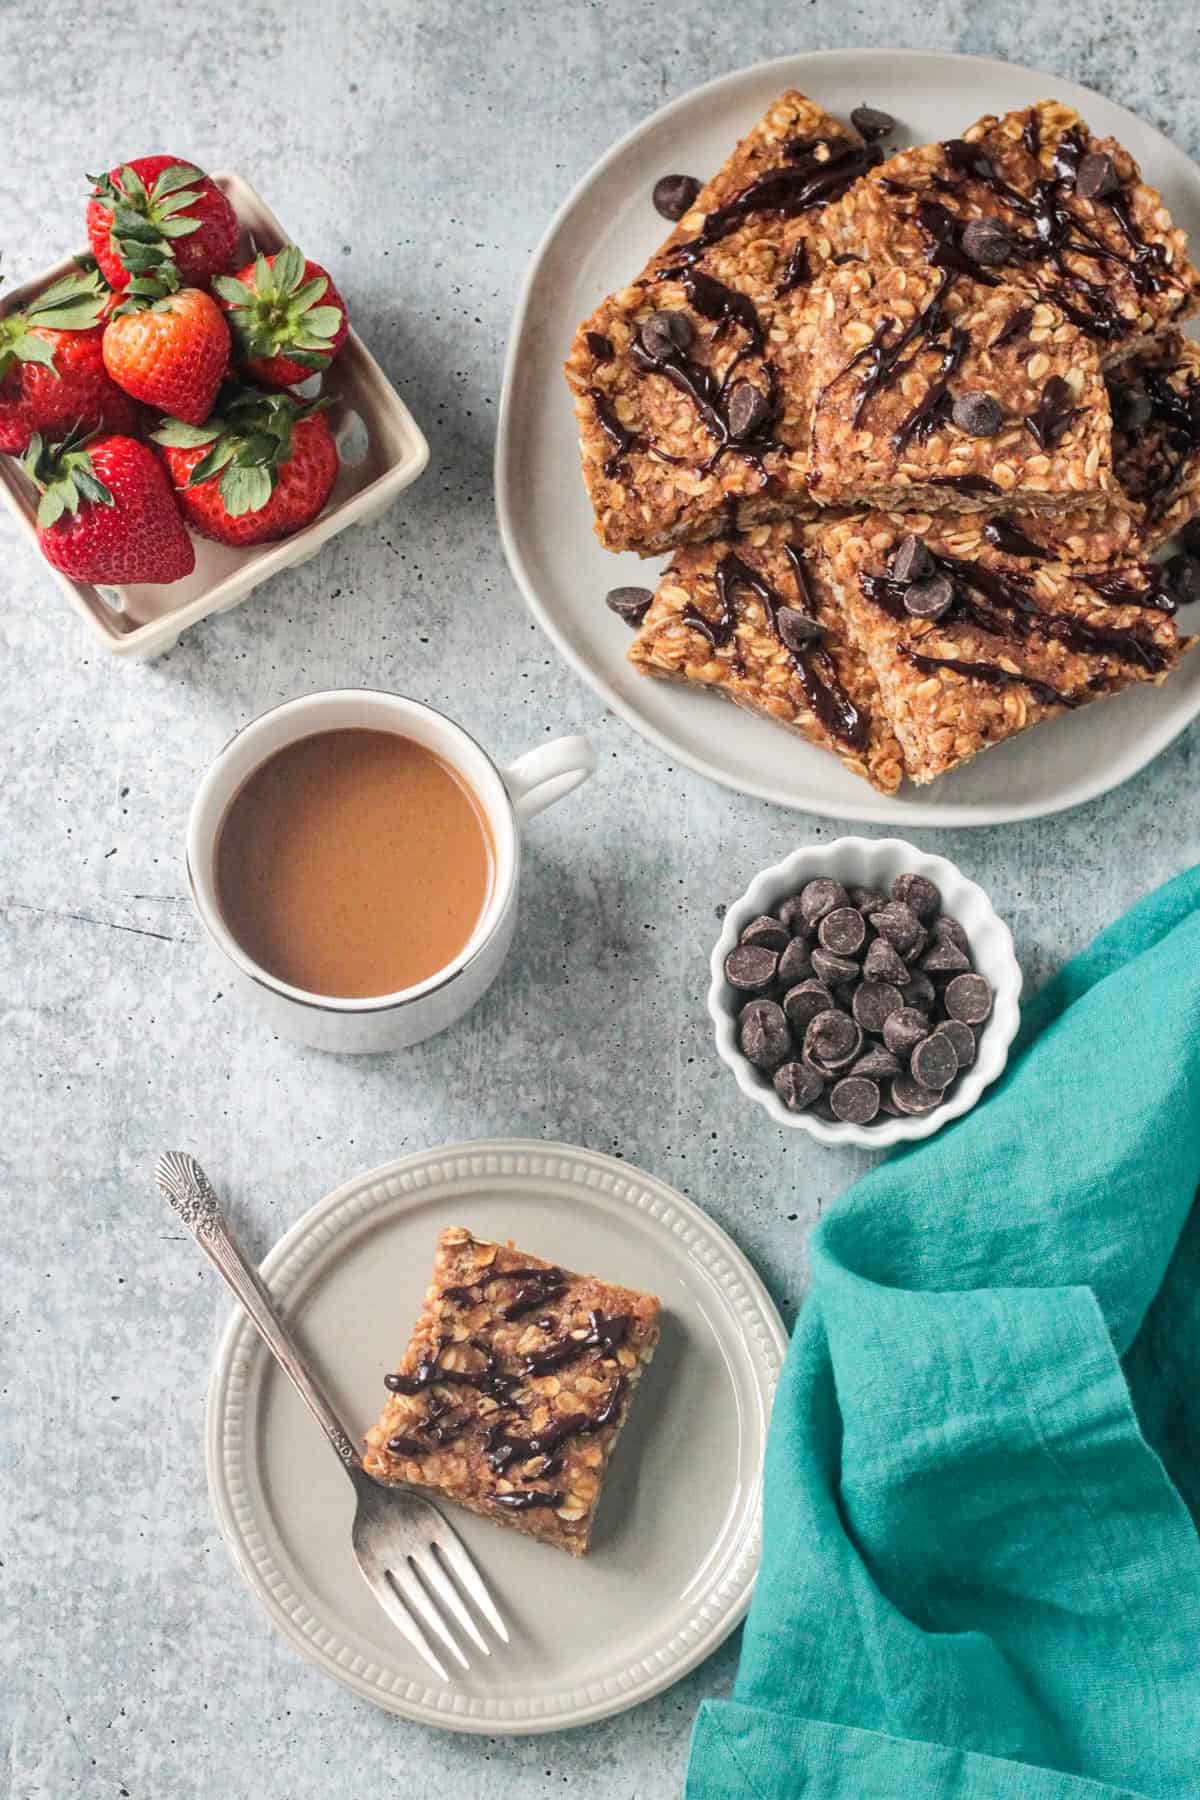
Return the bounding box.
[496,50,1200,826]
[206,1140,787,1733]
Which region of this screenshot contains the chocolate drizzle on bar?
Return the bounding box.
[983,516,1044,557]
[484,1379,625,1480]
[881,125,1189,343]
[1109,355,1200,519]
[659,136,884,274]
[901,644,1083,709]
[442,1264,568,1320]
[589,387,645,475]
[630,276,779,479]
[686,549,869,750]
[859,541,1168,675]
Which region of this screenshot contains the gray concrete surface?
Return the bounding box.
[3,4,1200,1797]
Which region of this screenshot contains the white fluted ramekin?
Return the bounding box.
[709,837,1022,1148]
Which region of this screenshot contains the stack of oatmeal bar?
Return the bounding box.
[565,94,1200,790]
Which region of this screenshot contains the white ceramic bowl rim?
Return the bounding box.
[708,836,1023,1148]
[186,689,520,1015]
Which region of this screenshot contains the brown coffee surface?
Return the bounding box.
[216,728,494,998]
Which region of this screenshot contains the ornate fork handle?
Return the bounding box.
[155,1151,362,1476]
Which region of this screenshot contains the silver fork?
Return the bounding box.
[154,1151,509,1682]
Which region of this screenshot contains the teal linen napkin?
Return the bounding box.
[688,867,1200,1799]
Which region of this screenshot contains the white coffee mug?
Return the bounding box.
[186,689,596,1053]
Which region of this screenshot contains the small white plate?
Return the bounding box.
[496,50,1200,826]
[205,1140,787,1734]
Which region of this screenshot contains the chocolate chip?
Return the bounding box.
[850,885,887,917]
[891,534,933,583]
[799,878,849,926]
[930,914,969,953]
[803,1009,862,1072]
[891,1073,943,1115]
[863,936,908,984]
[778,895,815,938]
[1110,379,1153,434]
[902,927,929,966]
[782,979,835,1031]
[935,1019,976,1069]
[727,380,772,441]
[724,943,779,992]
[952,390,1005,437]
[739,999,791,1069]
[873,900,923,956]
[605,585,654,627]
[920,936,971,974]
[818,906,866,957]
[740,914,791,953]
[1163,553,1200,607]
[811,947,859,987]
[773,1060,824,1112]
[586,331,614,361]
[891,873,941,922]
[911,1031,958,1090]
[879,1090,902,1117]
[852,980,903,1034]
[901,972,937,1014]
[903,573,954,619]
[1076,151,1119,201]
[882,1006,929,1058]
[961,216,1014,266]
[830,1075,880,1123]
[776,606,823,652]
[945,972,993,1025]
[851,1044,901,1079]
[850,104,895,141]
[639,310,693,361]
[777,937,813,986]
[653,173,700,220]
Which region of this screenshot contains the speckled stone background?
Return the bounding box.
[3,5,1200,1797]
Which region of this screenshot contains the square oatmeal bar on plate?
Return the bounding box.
[364,1228,660,1555]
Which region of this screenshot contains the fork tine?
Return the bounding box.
[388,1560,470,1671]
[412,1545,490,1657]
[432,1522,510,1645]
[354,1555,450,1682]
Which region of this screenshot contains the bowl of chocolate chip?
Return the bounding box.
[710,838,1022,1146]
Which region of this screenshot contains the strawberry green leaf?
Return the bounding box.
[276,347,328,371]
[158,216,203,239]
[300,306,343,338]
[156,189,204,219]
[272,245,305,294]
[152,418,221,448]
[253,252,273,295]
[290,276,329,312]
[220,463,274,515]
[212,276,256,306]
[37,485,69,528]
[11,335,59,369]
[187,439,238,486]
[73,467,114,506]
[119,164,150,206]
[151,163,204,200]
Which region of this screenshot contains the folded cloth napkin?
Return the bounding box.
[688,868,1200,1799]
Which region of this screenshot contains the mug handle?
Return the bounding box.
[502,735,597,824]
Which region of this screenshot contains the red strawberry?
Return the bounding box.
[214,247,349,388]
[0,265,147,454]
[102,266,229,425]
[153,384,338,545]
[22,428,194,584]
[86,157,239,290]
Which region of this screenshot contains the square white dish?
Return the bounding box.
[0,171,429,658]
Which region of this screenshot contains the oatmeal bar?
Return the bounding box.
[363,1228,660,1556]
[627,522,905,793]
[824,101,1200,364]
[814,509,1190,784]
[564,92,879,555]
[805,263,1114,515]
[1108,333,1200,549]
